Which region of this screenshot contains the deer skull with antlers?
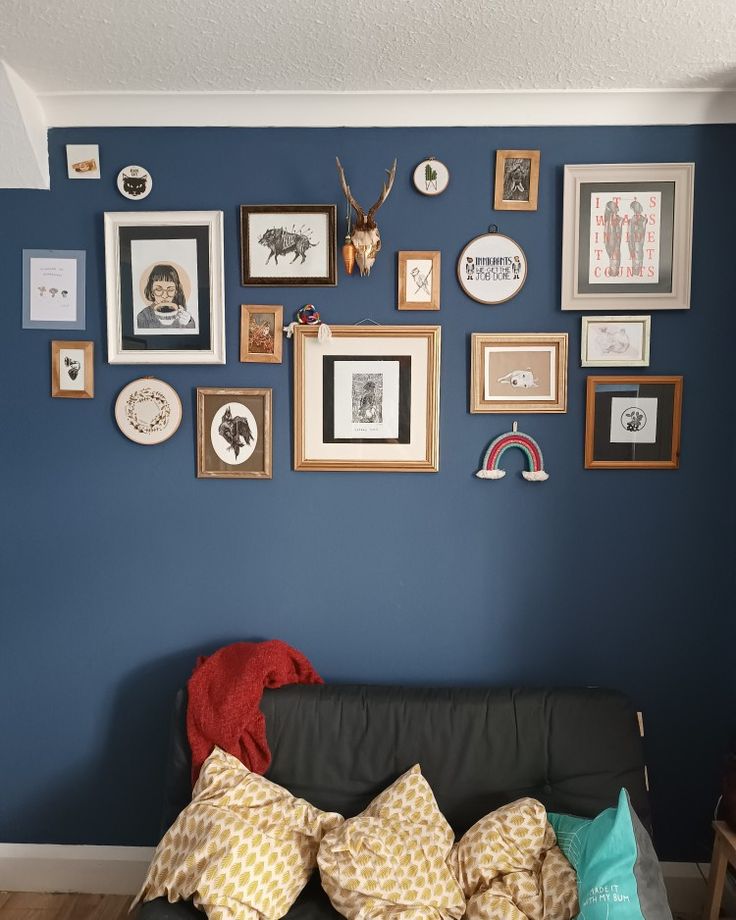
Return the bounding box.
[336,157,397,277]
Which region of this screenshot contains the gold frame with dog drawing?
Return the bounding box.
[471,333,568,413]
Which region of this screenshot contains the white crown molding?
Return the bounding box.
[39,88,736,128]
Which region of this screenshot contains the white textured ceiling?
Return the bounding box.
[1,0,735,94]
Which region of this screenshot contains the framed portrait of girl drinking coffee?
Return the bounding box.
[104,211,225,364]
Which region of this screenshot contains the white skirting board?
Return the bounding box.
[0,845,712,907]
[0,844,155,895]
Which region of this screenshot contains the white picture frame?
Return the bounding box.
[581,315,652,367]
[561,163,694,311]
[104,211,225,365]
[66,145,100,179]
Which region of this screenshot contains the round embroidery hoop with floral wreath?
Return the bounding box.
[114,377,182,445]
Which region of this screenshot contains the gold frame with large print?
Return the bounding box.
[293,325,441,472]
[197,388,272,479]
[561,162,694,311]
[471,333,568,413]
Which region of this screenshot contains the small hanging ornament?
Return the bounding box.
[342,237,356,275]
[476,421,549,482]
[296,304,321,325]
[294,304,331,343]
[341,198,356,275]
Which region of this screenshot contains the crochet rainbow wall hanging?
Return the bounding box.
[476,422,549,482]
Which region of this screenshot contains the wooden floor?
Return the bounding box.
[0,893,136,920]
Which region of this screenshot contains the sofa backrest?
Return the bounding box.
[161,684,650,838]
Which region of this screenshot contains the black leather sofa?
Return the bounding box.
[139,684,650,919]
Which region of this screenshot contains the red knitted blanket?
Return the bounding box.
[186,639,323,785]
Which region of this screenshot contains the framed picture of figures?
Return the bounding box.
[293,325,441,472]
[240,305,283,363]
[197,388,272,479]
[240,205,337,286]
[104,211,225,364]
[585,375,683,469]
[561,163,694,311]
[494,150,540,211]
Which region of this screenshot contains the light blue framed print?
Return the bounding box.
[22,249,86,330]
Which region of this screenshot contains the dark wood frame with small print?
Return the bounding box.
[240,205,337,286]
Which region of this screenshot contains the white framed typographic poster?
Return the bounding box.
[561,163,694,311]
[457,230,527,305]
[293,325,441,472]
[104,211,225,364]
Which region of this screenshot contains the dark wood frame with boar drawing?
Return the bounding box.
[240,205,337,287]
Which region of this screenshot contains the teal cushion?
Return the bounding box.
[548,788,671,920]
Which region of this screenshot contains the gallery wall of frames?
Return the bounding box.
[1,125,735,861]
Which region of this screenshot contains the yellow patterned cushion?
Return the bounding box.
[449,797,579,920]
[317,764,466,920]
[134,747,343,920]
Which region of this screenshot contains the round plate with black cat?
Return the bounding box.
[117,165,153,200]
[115,377,182,445]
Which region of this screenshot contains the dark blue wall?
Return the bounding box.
[1,125,733,861]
